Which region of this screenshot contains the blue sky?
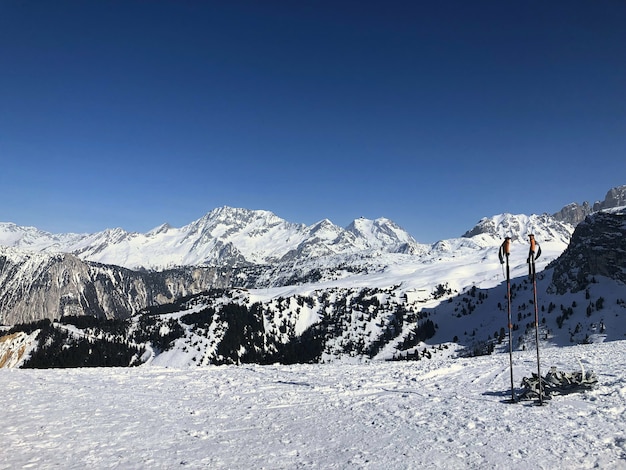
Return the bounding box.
[1,1,625,243]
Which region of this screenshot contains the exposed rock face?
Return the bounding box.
[552,202,594,226]
[552,185,626,226]
[550,208,626,294]
[0,331,39,367]
[0,247,231,325]
[598,186,626,211]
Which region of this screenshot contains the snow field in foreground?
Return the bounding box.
[2,341,626,469]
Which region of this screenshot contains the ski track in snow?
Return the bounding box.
[2,341,626,469]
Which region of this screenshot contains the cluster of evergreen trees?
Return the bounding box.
[11,318,144,368]
[132,314,184,352]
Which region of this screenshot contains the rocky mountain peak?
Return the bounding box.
[552,185,626,225]
[549,207,626,294]
[214,206,294,228]
[598,185,626,210]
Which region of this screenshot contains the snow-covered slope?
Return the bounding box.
[3,340,626,469]
[1,192,626,468]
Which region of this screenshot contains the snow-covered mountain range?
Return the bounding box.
[3,186,623,272]
[0,207,424,270]
[0,186,625,367]
[0,207,574,326]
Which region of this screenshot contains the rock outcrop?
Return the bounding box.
[550,208,626,294]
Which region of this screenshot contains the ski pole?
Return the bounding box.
[527,234,543,404]
[499,237,515,402]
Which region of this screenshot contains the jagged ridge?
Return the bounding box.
[552,185,626,225]
[550,207,626,294]
[0,207,425,270]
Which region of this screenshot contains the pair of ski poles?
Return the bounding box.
[499,234,543,404]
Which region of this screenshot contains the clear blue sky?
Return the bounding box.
[1,1,625,242]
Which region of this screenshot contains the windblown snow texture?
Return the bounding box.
[2,340,625,469]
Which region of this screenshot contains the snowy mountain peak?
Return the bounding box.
[184,207,304,241]
[200,206,291,229]
[1,207,564,271]
[0,222,82,251]
[307,219,343,240]
[347,217,417,248]
[462,213,574,246]
[0,207,428,269]
[147,223,172,236]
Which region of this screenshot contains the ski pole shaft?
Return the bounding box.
[506,254,515,402]
[533,261,543,404]
[528,235,543,405]
[500,237,515,402]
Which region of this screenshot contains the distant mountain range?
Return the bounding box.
[1,186,624,272]
[0,185,625,367]
[0,207,423,270]
[0,202,577,326]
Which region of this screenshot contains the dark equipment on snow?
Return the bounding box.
[519,366,598,401]
[499,237,515,402]
[527,234,544,404]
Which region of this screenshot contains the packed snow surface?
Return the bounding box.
[3,341,626,469]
